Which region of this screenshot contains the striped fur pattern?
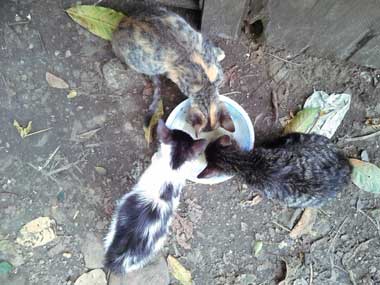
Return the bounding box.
[198,133,352,208]
[104,121,206,273]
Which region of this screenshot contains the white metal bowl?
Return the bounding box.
[166,95,255,185]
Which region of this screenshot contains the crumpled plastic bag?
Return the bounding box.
[303,90,351,138]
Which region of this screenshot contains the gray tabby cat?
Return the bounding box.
[198,133,352,207]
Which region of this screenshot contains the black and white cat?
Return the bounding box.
[104,120,207,273]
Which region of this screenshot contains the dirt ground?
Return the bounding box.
[1,1,380,285]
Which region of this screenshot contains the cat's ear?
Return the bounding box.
[157,119,171,144]
[191,139,208,156]
[188,107,207,137]
[215,135,232,146]
[219,104,235,132]
[197,165,219,179]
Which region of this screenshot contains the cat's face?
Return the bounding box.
[197,135,233,178]
[188,93,235,137]
[156,120,207,171]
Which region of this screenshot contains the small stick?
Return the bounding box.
[328,216,348,253]
[24,127,52,138]
[40,146,60,170]
[341,130,380,142]
[358,209,380,235]
[37,30,47,54]
[271,221,291,232]
[220,91,241,96]
[287,45,310,60]
[7,21,30,26]
[0,191,19,196]
[309,263,313,285]
[46,160,81,176]
[264,52,302,66]
[271,89,279,123]
[347,238,375,263]
[240,74,257,79]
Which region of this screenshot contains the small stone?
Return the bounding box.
[62,252,72,258]
[94,166,107,176]
[74,269,106,285]
[81,233,104,269]
[65,50,72,58]
[54,50,60,56]
[241,222,248,232]
[361,150,369,162]
[109,255,169,285]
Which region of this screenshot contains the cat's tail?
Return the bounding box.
[104,186,178,273]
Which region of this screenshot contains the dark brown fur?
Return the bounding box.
[198,133,352,208]
[111,6,234,134]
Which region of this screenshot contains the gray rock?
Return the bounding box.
[361,150,369,162]
[109,255,170,285]
[81,233,104,269]
[74,269,107,285]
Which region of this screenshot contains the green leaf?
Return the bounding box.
[350,159,380,193]
[0,261,13,274]
[284,108,320,134]
[13,120,32,138]
[167,255,192,285]
[144,98,164,144]
[66,5,125,41]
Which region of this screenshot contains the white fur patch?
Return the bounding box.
[104,142,194,273]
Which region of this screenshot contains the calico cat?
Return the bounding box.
[104,120,207,273]
[111,6,234,136]
[198,133,352,208]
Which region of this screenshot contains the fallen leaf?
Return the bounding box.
[66,5,125,41]
[95,166,107,175]
[15,217,56,248]
[13,120,32,138]
[0,261,13,274]
[283,108,320,134]
[46,72,69,89]
[144,98,164,144]
[252,240,263,257]
[67,90,77,99]
[167,255,192,285]
[74,269,107,285]
[289,208,317,239]
[303,90,351,138]
[350,159,380,193]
